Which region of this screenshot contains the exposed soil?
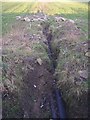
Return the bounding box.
[2,13,88,118]
[20,57,54,118]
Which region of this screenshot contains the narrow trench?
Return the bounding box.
[42,23,57,74]
[42,22,67,118]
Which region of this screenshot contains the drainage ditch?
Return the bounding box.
[42,22,67,118]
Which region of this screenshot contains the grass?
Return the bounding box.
[1,2,88,35]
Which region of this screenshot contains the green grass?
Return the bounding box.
[1,2,88,35]
[2,2,34,35]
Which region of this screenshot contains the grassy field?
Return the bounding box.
[1,2,88,35]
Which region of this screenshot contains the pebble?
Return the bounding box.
[40,104,44,108]
[34,85,37,88]
[78,70,88,79]
[85,52,90,57]
[60,17,66,21]
[34,100,37,102]
[24,17,30,22]
[37,58,42,65]
[16,16,21,20]
[69,19,75,24]
[55,16,66,22]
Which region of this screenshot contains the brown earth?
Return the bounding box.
[19,57,54,118]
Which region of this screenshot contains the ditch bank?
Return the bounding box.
[18,21,67,118]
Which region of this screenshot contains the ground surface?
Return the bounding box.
[1,2,88,119]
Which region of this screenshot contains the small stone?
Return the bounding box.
[16,16,21,20]
[69,19,75,24]
[37,58,42,65]
[34,100,37,102]
[60,17,66,21]
[85,52,90,57]
[34,85,37,88]
[55,17,66,22]
[78,70,88,79]
[24,17,30,22]
[40,104,44,108]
